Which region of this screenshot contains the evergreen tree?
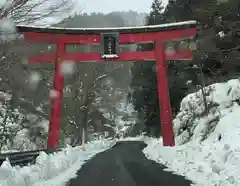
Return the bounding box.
[147,0,166,25]
[130,0,240,138]
[130,0,166,137]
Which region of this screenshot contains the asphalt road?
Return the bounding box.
[67,141,192,186]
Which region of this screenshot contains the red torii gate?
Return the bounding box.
[17,21,197,149]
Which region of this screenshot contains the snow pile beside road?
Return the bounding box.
[144,79,240,185]
[174,78,240,145]
[0,139,114,186]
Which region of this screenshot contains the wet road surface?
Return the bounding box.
[67,141,192,186]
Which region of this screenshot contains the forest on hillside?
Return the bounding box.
[130,0,240,137]
[0,3,146,151]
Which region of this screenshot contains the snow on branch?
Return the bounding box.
[1,0,73,26]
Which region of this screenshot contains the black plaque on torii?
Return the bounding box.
[100,32,120,59]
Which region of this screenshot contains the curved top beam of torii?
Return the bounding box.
[16,20,196,35]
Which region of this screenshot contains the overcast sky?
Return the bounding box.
[78,0,169,14]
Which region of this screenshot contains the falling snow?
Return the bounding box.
[28,72,41,89]
[0,17,15,41]
[165,46,175,56]
[189,41,197,51]
[49,89,60,99]
[59,60,76,76]
[218,31,225,38]
[22,58,28,65]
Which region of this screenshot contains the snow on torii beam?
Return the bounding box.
[17,20,197,149]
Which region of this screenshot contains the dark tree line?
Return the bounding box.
[130,0,240,137]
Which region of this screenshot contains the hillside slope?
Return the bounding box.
[144,78,240,185]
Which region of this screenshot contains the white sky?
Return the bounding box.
[78,0,169,14]
[31,0,169,26]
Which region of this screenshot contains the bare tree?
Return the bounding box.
[1,0,73,25]
[0,0,74,151]
[60,62,127,146]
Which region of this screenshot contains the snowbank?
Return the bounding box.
[117,135,146,142]
[0,139,114,186]
[143,78,240,185]
[174,78,240,144]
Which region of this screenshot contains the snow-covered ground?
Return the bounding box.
[0,139,114,186]
[0,92,48,152]
[144,78,240,185]
[3,78,240,186]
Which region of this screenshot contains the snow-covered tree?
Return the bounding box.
[0,0,73,151]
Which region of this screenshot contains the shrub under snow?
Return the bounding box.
[174,78,240,145]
